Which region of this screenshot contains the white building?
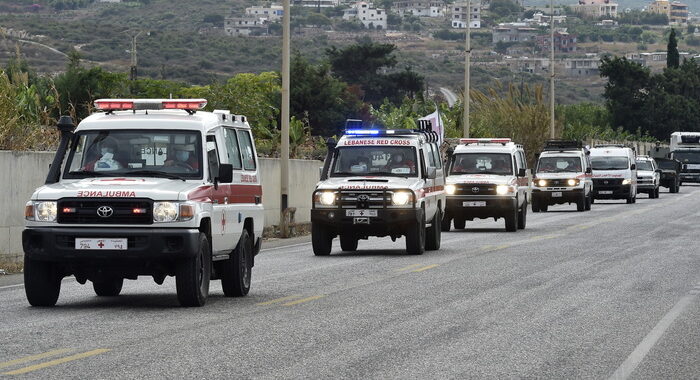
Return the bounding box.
[343,2,388,29]
[451,1,481,29]
[526,12,567,25]
[294,0,341,7]
[392,1,445,17]
[224,17,267,36]
[245,5,284,22]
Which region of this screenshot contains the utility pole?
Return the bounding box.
[549,0,556,139]
[463,0,471,138]
[130,31,142,82]
[280,0,291,235]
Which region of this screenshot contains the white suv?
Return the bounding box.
[23,99,264,307]
[532,140,593,212]
[635,155,661,198]
[444,138,530,232]
[312,125,445,255]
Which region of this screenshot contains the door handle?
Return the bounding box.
[255,196,261,205]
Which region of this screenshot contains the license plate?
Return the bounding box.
[463,201,486,207]
[75,238,127,250]
[552,192,562,198]
[353,217,370,225]
[346,210,377,217]
[600,190,613,195]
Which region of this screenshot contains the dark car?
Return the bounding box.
[655,158,681,193]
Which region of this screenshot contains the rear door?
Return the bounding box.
[206,134,228,253]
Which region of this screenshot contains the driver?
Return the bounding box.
[385,152,415,172]
[493,157,510,173]
[85,136,123,171]
[165,144,199,170]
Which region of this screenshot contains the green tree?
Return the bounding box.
[599,56,651,133]
[667,28,680,68]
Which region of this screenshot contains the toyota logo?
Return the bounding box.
[96,206,114,218]
[604,180,609,184]
[358,195,370,201]
[472,187,480,193]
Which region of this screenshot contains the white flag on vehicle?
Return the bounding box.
[419,108,444,145]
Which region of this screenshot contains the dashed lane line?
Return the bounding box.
[396,263,424,272]
[282,295,325,306]
[412,264,439,273]
[256,294,303,306]
[0,349,73,370]
[2,349,110,376]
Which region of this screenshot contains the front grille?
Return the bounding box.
[453,184,497,195]
[593,178,622,187]
[338,190,392,209]
[57,198,153,225]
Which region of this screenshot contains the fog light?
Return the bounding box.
[328,211,335,219]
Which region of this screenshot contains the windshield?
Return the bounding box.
[451,153,513,175]
[537,156,582,173]
[656,159,678,170]
[591,156,629,170]
[635,160,654,171]
[331,146,418,177]
[64,130,203,179]
[672,151,700,164]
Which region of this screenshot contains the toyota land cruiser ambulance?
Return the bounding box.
[311,125,445,256]
[635,155,661,198]
[589,145,637,204]
[443,138,530,232]
[532,140,593,212]
[23,99,264,307]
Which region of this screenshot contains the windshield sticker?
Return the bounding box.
[341,139,412,146]
[77,190,136,197]
[339,185,389,189]
[391,167,411,174]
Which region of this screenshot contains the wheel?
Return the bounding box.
[517,200,527,229]
[312,222,333,256]
[24,257,61,307]
[531,199,540,213]
[541,203,549,212]
[340,234,358,252]
[405,210,426,255]
[426,208,442,251]
[576,193,586,211]
[453,219,466,230]
[505,206,518,232]
[655,187,660,198]
[632,194,637,203]
[679,181,683,186]
[626,194,634,204]
[221,229,253,297]
[585,193,592,210]
[591,197,595,204]
[441,214,452,232]
[92,278,123,297]
[176,233,211,307]
[649,190,654,199]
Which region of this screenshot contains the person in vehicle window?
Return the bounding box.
[165,144,199,171]
[492,157,510,174]
[385,152,416,173]
[84,136,123,171]
[453,156,475,173]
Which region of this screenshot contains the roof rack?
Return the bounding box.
[543,140,583,151]
[343,119,439,143]
[460,138,512,146]
[593,143,626,148]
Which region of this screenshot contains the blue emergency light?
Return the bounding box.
[345,129,381,135]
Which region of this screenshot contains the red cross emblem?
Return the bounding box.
[221,214,226,234]
[97,240,105,248]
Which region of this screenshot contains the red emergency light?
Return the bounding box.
[94,100,134,110]
[163,100,208,110]
[94,99,208,112]
[460,138,512,145]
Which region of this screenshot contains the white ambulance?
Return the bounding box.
[532,140,593,212]
[443,138,530,232]
[589,144,637,204]
[23,99,264,307]
[311,125,445,255]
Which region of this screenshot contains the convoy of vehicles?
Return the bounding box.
[443,138,530,232]
[669,132,700,185]
[310,124,445,256]
[532,140,593,212]
[589,145,638,204]
[23,99,264,307]
[635,155,661,198]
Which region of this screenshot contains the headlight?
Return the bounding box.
[445,184,457,195]
[622,179,632,185]
[391,191,412,206]
[537,179,547,187]
[35,201,57,222]
[567,179,578,186]
[496,185,515,195]
[319,191,336,206]
[153,202,179,222]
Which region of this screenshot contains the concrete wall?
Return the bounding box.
[0,151,321,260]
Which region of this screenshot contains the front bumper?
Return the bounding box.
[592,184,632,199]
[311,208,421,236]
[532,188,584,205]
[23,227,200,262]
[445,196,517,220]
[636,181,656,191]
[680,172,700,182]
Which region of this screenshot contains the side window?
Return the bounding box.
[425,144,436,167]
[514,152,523,171]
[237,130,256,171]
[206,135,220,181]
[431,143,442,169]
[223,128,243,170]
[419,149,427,176]
[519,151,527,169]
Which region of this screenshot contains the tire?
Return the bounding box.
[531,199,540,213]
[24,257,61,307]
[591,197,595,204]
[517,200,527,229]
[312,222,333,256]
[505,206,518,232]
[441,214,452,232]
[541,203,549,212]
[176,233,211,307]
[221,230,253,297]
[655,187,660,198]
[93,278,123,297]
[626,194,634,204]
[340,234,358,252]
[425,209,442,251]
[585,193,592,210]
[576,193,586,212]
[453,219,466,230]
[405,210,426,255]
[670,181,678,193]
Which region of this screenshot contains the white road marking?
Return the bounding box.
[608,282,700,380]
[0,283,24,290]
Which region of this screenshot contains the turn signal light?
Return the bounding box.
[180,204,195,220]
[25,204,34,220]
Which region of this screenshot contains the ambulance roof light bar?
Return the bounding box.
[94,99,208,114]
[460,138,512,146]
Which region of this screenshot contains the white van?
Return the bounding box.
[589,145,637,204]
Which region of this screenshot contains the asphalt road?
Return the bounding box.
[2,186,700,379]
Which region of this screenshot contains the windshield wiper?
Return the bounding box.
[126,170,186,181]
[68,170,109,177]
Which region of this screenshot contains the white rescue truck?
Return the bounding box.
[23,99,264,307]
[532,140,593,212]
[443,138,530,232]
[670,132,700,184]
[311,124,445,255]
[589,144,637,204]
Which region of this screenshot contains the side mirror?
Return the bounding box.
[518,168,526,177]
[218,164,233,184]
[585,167,592,174]
[655,169,663,173]
[425,167,437,179]
[630,164,636,170]
[683,164,688,171]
